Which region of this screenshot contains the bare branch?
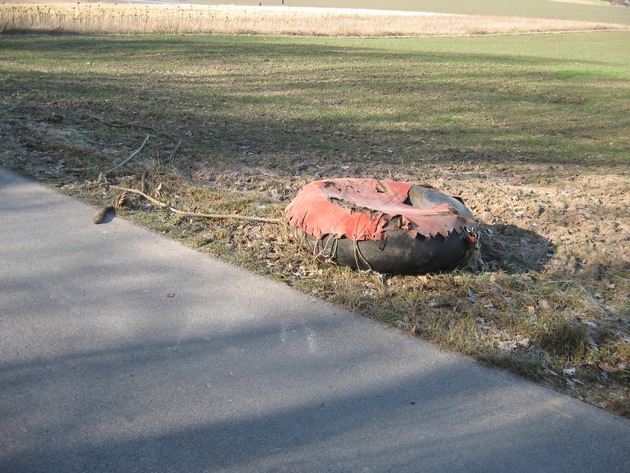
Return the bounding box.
[109,185,281,224]
[107,134,150,173]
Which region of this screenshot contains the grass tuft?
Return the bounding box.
[536,320,589,358]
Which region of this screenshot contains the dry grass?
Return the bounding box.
[0,13,628,416]
[1,3,629,36]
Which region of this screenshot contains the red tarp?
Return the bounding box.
[285,179,466,241]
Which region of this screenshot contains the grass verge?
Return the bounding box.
[1,31,628,416]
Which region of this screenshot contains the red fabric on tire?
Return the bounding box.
[285,179,465,241]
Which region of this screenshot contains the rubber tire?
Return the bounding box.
[289,184,475,274]
[290,224,471,274]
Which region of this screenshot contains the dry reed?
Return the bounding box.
[1,3,628,36]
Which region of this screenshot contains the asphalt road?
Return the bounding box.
[1,167,629,473]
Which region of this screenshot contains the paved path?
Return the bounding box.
[1,168,628,473]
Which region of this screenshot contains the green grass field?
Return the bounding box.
[1,28,629,414]
[4,32,627,168]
